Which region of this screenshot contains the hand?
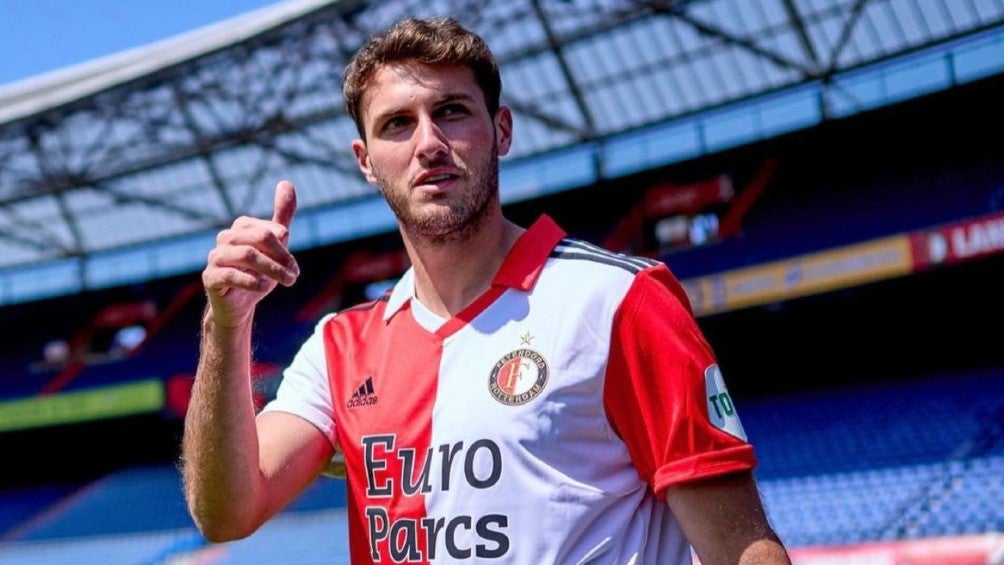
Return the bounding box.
[202,180,300,328]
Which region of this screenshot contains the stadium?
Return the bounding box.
[1,0,1002,563]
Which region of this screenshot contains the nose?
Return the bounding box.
[414,116,448,163]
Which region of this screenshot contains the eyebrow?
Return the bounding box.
[370,92,479,126]
[435,93,477,107]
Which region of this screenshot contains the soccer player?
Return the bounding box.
[182,16,791,565]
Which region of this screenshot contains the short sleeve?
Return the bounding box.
[259,313,338,449]
[603,265,756,499]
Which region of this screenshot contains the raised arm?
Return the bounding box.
[181,180,332,542]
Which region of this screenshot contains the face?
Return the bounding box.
[352,63,512,243]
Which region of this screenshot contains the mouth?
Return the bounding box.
[422,173,454,184]
[414,170,461,189]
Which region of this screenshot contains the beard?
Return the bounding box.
[375,148,500,246]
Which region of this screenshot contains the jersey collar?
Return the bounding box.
[382,214,566,322]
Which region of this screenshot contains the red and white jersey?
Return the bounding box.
[262,215,755,564]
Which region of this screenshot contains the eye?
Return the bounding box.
[380,115,411,133]
[437,103,469,118]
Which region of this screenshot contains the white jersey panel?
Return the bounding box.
[424,252,690,563]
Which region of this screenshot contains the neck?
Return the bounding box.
[402,209,523,318]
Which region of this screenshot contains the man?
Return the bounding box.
[182,16,791,565]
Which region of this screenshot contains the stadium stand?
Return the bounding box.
[748,367,1004,547]
[0,365,1000,562]
[2,1,1004,564]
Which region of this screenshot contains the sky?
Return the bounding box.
[0,0,288,87]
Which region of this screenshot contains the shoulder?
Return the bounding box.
[545,237,694,318]
[317,293,391,336]
[549,237,662,276]
[546,237,685,300]
[538,237,689,320]
[337,294,391,316]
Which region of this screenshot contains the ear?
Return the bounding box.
[352,139,378,184]
[494,106,513,157]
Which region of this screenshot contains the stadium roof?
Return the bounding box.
[1,0,1003,303]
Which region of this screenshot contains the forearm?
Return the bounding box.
[737,538,791,565]
[182,307,264,541]
[669,472,791,565]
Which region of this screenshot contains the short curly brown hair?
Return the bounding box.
[342,17,502,139]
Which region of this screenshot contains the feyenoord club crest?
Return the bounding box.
[489,349,548,405]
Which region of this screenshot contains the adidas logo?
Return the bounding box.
[346,376,378,408]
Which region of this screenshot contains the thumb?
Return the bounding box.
[272,180,297,229]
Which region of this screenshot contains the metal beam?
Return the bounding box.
[530,0,599,139]
[825,0,874,77]
[781,0,821,70]
[648,0,816,77]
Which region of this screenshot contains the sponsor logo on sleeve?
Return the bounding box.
[704,364,747,441]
